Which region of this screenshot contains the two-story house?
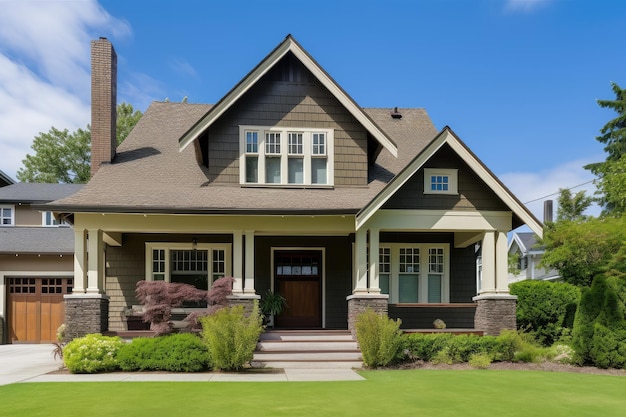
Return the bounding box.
[44,36,542,340]
[0,183,81,343]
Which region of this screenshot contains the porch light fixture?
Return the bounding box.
[192,237,198,251]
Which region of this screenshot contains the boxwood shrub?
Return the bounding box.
[117,333,211,372]
[63,334,123,374]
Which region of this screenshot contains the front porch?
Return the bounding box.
[64,210,516,340]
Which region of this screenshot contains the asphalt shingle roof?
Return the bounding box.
[0,227,74,254]
[46,102,437,214]
[0,183,83,203]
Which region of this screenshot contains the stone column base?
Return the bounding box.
[64,294,110,341]
[473,294,517,336]
[227,294,261,317]
[347,294,389,337]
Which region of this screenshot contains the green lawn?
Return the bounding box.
[1,370,624,417]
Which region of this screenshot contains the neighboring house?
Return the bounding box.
[0,183,82,343]
[0,170,15,188]
[43,36,542,342]
[508,232,559,283]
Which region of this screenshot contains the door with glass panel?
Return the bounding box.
[274,250,322,328]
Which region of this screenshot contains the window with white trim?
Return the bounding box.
[240,126,334,186]
[42,211,67,227]
[379,244,449,304]
[0,205,14,226]
[145,243,231,290]
[423,168,458,195]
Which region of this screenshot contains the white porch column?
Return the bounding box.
[73,229,87,294]
[86,229,103,294]
[368,227,380,293]
[232,231,243,293]
[478,231,496,295]
[495,231,510,294]
[244,230,255,294]
[354,228,368,294]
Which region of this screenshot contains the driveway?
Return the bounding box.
[0,344,61,385]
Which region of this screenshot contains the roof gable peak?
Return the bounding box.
[178,35,397,157]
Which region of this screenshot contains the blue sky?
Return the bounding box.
[1,0,625,222]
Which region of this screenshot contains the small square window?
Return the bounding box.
[424,169,457,195]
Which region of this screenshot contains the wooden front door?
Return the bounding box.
[274,250,322,328]
[7,277,73,343]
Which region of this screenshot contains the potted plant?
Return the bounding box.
[259,290,287,327]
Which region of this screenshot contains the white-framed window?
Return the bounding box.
[423,168,458,195]
[145,243,231,290]
[379,244,449,304]
[0,205,14,226]
[42,211,67,227]
[240,126,334,186]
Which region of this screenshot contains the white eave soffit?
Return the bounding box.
[356,127,543,238]
[178,36,397,157]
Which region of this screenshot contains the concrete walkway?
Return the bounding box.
[0,344,364,385]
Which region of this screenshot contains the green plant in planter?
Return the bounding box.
[260,290,287,326]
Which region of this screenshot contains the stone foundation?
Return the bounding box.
[347,294,389,337]
[473,295,517,336]
[64,294,110,341]
[227,294,261,317]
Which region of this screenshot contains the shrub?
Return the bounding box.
[200,303,263,371]
[510,280,580,346]
[400,330,546,365]
[355,310,402,368]
[400,333,453,362]
[588,323,626,369]
[117,333,211,372]
[572,274,626,367]
[469,353,492,369]
[63,334,123,374]
[431,347,453,365]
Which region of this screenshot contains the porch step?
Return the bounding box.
[252,330,362,370]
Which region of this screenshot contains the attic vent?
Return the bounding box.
[391,107,402,119]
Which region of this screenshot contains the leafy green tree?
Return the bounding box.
[541,216,626,287]
[17,103,142,184]
[593,154,626,216]
[555,188,593,222]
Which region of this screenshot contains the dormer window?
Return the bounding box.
[423,168,458,195]
[42,211,67,227]
[240,126,334,186]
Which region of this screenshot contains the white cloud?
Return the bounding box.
[505,0,552,13]
[499,158,602,225]
[0,0,130,180]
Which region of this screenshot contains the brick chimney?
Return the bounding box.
[90,37,117,177]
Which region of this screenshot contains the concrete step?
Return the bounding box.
[259,330,354,342]
[257,341,358,351]
[254,351,362,362]
[252,361,363,369]
[253,330,362,369]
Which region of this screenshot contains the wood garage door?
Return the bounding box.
[7,277,73,343]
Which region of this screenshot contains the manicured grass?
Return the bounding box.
[1,370,624,417]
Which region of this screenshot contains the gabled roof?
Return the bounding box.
[44,103,434,214]
[178,34,398,158]
[0,183,83,203]
[356,127,544,237]
[0,169,15,187]
[508,232,542,255]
